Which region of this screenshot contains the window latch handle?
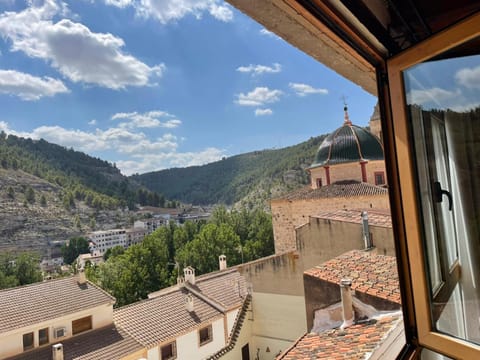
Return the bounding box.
[433,181,453,211]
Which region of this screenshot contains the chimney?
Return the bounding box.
[78,268,86,285]
[185,293,194,312]
[219,255,227,270]
[184,266,195,285]
[52,344,64,360]
[340,279,354,329]
[362,211,373,250]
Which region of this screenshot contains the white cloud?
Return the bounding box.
[105,0,132,7]
[255,108,273,116]
[289,82,328,97]
[88,119,97,126]
[0,1,164,89]
[406,87,458,106]
[259,28,280,39]
[104,0,233,23]
[455,65,480,89]
[0,112,224,175]
[236,63,281,76]
[0,69,69,100]
[111,110,181,129]
[236,87,282,107]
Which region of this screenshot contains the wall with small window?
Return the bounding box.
[0,303,113,359]
[151,316,225,360]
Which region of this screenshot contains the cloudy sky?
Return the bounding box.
[0,0,378,175]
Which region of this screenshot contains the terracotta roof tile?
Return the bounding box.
[114,269,246,348]
[0,277,115,334]
[6,325,143,360]
[273,182,388,201]
[304,250,401,305]
[277,315,403,359]
[311,209,391,228]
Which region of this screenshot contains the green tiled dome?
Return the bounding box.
[311,110,383,167]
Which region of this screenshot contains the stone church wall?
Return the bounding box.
[271,194,390,253]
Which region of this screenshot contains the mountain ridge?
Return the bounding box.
[131,135,326,208]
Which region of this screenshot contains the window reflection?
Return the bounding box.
[403,50,480,345]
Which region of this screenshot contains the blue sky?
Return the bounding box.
[0,0,378,175]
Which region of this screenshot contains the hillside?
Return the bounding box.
[0,132,166,209]
[0,132,169,254]
[131,135,326,208]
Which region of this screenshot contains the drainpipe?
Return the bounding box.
[362,211,372,250]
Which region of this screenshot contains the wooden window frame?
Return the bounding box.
[387,11,480,359]
[374,171,385,186]
[198,324,213,346]
[22,332,34,351]
[72,315,92,335]
[38,327,49,346]
[160,341,177,360]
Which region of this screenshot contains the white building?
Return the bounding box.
[114,266,250,360]
[133,218,166,234]
[88,229,127,256]
[1,273,145,360]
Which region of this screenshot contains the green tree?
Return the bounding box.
[6,186,14,199]
[103,245,125,261]
[25,186,35,204]
[0,252,42,289]
[176,223,241,275]
[15,253,42,285]
[40,194,47,206]
[61,237,90,264]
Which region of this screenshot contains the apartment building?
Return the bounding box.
[88,229,127,257]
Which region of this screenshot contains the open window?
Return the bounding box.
[388,12,480,358]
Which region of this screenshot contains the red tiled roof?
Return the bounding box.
[114,269,246,348]
[312,209,391,228]
[272,182,388,201]
[277,315,403,359]
[0,277,115,333]
[305,250,401,305]
[6,325,143,360]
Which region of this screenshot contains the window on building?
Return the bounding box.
[374,172,385,186]
[198,325,212,346]
[38,328,49,346]
[23,332,34,351]
[316,178,322,188]
[72,315,92,335]
[160,341,177,360]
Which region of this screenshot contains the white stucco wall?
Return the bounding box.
[0,303,113,358]
[226,309,239,337]
[250,292,307,360]
[149,317,226,360]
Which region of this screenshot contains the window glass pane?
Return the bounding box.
[23,332,34,351]
[39,328,49,346]
[403,41,480,345]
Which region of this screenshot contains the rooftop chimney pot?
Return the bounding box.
[184,266,195,285]
[78,268,86,285]
[185,293,194,312]
[219,255,227,270]
[340,278,354,329]
[52,343,64,360]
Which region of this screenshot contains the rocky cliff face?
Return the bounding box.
[0,169,132,256]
